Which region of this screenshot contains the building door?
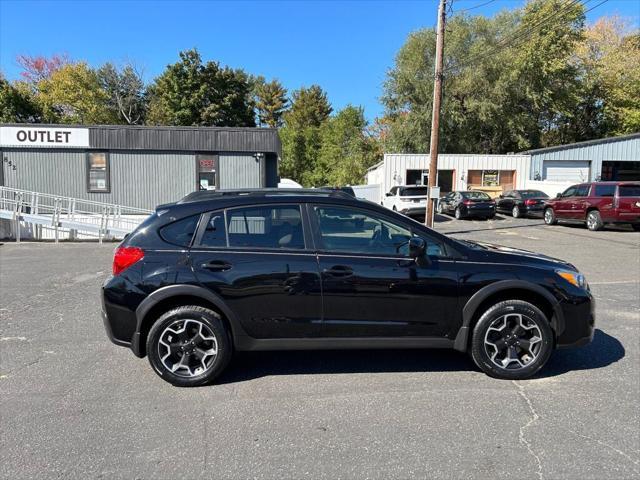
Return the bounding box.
[543,161,591,182]
[437,170,453,193]
[601,161,640,181]
[406,169,427,185]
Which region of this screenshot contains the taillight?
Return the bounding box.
[525,199,536,206]
[113,246,144,276]
[463,200,472,205]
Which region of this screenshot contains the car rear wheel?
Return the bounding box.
[470,300,554,380]
[586,210,604,231]
[147,305,232,387]
[512,205,521,218]
[437,202,443,214]
[544,208,557,225]
[455,207,463,220]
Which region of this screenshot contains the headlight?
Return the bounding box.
[555,269,587,289]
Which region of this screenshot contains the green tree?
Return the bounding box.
[146,49,255,126]
[37,62,117,124]
[280,85,333,184]
[254,78,288,127]
[311,105,380,186]
[97,62,146,125]
[0,74,41,122]
[382,0,586,154]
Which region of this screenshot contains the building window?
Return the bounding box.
[87,152,109,192]
[198,155,217,190]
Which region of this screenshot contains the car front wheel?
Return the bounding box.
[586,210,604,231]
[470,300,554,380]
[147,305,232,387]
[512,205,521,218]
[544,208,557,225]
[455,207,463,220]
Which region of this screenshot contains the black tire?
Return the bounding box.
[437,202,443,215]
[586,210,604,231]
[455,207,463,220]
[488,213,495,220]
[512,205,521,218]
[392,205,397,211]
[632,224,640,232]
[470,300,554,380]
[544,207,557,225]
[147,305,232,387]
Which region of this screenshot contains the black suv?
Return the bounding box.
[102,189,595,386]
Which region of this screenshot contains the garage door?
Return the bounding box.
[543,161,590,182]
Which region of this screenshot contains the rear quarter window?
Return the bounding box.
[159,214,200,247]
[619,185,640,197]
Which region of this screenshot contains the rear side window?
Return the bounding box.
[226,205,305,250]
[619,185,640,197]
[159,215,200,247]
[199,212,227,248]
[594,184,616,197]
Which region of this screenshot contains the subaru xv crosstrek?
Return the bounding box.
[101,189,595,387]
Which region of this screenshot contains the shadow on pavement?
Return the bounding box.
[444,221,546,235]
[215,329,623,385]
[537,329,625,378]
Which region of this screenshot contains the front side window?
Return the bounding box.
[227,205,304,250]
[87,152,109,192]
[575,185,591,197]
[562,186,578,197]
[315,206,413,256]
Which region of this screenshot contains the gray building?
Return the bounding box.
[0,124,281,210]
[526,133,640,183]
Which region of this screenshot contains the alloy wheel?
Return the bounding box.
[587,212,598,230]
[544,209,553,224]
[483,314,542,370]
[157,319,218,378]
[512,206,520,218]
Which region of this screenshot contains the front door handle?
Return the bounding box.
[323,265,353,277]
[201,260,232,272]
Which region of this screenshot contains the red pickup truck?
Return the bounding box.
[543,182,640,231]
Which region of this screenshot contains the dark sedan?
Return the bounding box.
[496,190,550,218]
[437,191,496,220]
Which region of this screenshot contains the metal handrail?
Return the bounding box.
[0,186,152,243]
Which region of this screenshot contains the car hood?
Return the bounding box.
[461,240,576,270]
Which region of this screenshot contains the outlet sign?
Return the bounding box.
[0,126,90,148]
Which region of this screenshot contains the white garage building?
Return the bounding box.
[365,153,531,203]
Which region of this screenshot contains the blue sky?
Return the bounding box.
[1,0,638,121]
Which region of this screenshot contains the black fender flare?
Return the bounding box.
[453,279,564,352]
[132,284,246,357]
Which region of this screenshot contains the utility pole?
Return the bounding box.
[426,0,446,228]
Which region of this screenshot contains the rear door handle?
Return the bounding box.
[201,260,232,271]
[323,265,353,277]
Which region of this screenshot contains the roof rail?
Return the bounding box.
[177,188,353,204]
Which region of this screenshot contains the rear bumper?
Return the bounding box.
[101,276,144,357]
[400,206,428,217]
[462,207,495,218]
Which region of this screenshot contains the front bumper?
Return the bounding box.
[555,290,596,349]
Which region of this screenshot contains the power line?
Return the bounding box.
[445,0,593,73]
[453,0,497,14]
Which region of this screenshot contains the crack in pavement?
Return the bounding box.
[512,380,543,480]
[568,429,640,475]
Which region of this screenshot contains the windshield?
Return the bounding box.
[399,187,428,197]
[462,191,491,200]
[619,185,640,197]
[520,190,548,199]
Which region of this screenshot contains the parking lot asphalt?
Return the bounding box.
[1,214,639,480]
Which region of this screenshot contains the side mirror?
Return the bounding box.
[556,193,562,198]
[409,237,426,258]
[386,192,392,197]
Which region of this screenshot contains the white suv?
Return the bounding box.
[382,185,429,217]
